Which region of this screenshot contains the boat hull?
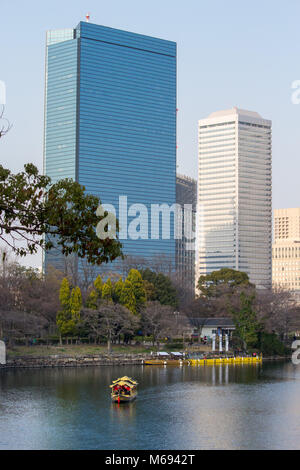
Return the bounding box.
[144,359,189,365]
[111,393,137,403]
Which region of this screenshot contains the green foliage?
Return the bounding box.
[231,292,261,349]
[113,277,124,303]
[165,342,184,351]
[141,269,178,308]
[197,268,253,297]
[57,278,82,336]
[127,269,146,308]
[259,332,288,356]
[86,275,103,309]
[102,278,113,301]
[86,289,98,309]
[69,286,82,322]
[59,278,70,309]
[94,275,103,296]
[0,163,123,263]
[143,279,156,301]
[120,280,137,315]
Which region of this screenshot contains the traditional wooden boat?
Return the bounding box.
[110,376,138,403]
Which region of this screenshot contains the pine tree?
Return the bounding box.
[70,286,82,324]
[102,278,113,301]
[86,289,98,309]
[57,279,82,342]
[120,280,137,315]
[86,275,103,309]
[113,277,124,303]
[127,269,146,308]
[59,277,70,310]
[94,275,103,296]
[231,292,261,350]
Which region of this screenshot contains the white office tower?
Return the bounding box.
[196,107,272,289]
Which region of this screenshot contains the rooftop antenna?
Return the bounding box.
[86,13,90,22]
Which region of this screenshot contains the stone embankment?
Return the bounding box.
[0,353,152,369]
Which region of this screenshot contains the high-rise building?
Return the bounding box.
[43,21,177,273]
[175,174,197,300]
[273,208,300,292]
[196,107,272,289]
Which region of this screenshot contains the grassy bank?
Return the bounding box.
[6,343,214,358]
[6,344,162,358]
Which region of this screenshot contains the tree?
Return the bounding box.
[231,292,261,350]
[94,275,103,296]
[86,274,103,309]
[155,273,179,307]
[56,278,82,342]
[0,252,63,341]
[118,255,149,277]
[63,256,98,300]
[127,269,146,309]
[82,302,140,352]
[141,269,178,308]
[0,163,123,263]
[182,296,217,341]
[102,278,113,301]
[59,278,70,310]
[0,105,12,139]
[141,301,176,346]
[120,280,137,315]
[18,265,63,325]
[113,278,124,303]
[86,289,98,309]
[69,286,82,325]
[197,268,253,298]
[255,287,300,342]
[143,279,156,301]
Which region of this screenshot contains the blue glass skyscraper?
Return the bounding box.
[44,22,176,273]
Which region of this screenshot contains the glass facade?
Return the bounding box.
[197,108,272,289]
[44,22,176,273]
[176,174,197,300]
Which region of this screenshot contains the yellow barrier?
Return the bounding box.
[189,356,263,366]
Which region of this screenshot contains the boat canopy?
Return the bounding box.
[110,376,138,388]
[170,352,183,356]
[156,352,169,356]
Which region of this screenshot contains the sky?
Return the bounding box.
[0,0,300,268]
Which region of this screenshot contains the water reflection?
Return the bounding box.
[0,361,299,449]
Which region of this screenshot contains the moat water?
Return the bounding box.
[0,361,299,449]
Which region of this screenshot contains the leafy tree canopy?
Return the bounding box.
[141,268,178,308]
[94,275,103,295]
[143,279,156,302]
[102,278,113,301]
[113,277,124,303]
[197,268,253,298]
[0,164,123,264]
[120,279,137,315]
[231,292,261,350]
[127,269,146,308]
[57,278,82,337]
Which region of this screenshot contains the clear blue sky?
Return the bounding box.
[1,0,300,267]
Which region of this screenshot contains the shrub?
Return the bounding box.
[259,332,288,356]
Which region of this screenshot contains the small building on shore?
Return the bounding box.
[187,318,236,341]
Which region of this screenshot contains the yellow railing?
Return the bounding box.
[189,355,263,366]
